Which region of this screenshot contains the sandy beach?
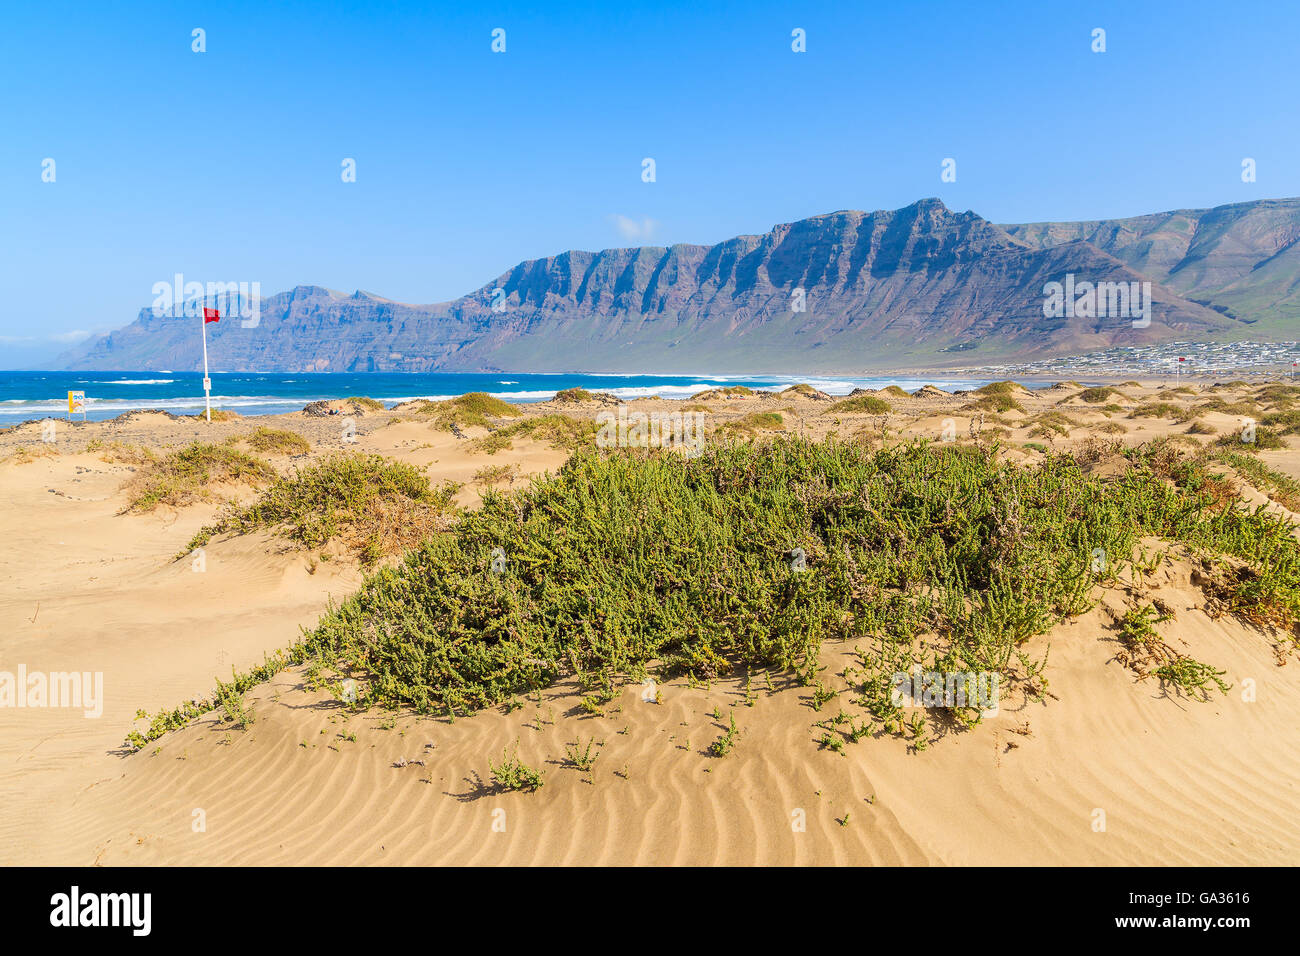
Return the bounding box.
[2,380,1298,866]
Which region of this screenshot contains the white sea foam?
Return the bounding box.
[93,379,176,385]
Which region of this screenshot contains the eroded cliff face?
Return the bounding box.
[65,196,1286,373]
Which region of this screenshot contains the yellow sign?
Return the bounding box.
[67,390,86,418]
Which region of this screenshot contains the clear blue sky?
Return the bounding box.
[2,0,1297,366]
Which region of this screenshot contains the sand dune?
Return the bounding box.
[2,380,1297,865]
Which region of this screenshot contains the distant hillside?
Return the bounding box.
[63,197,1298,373]
[1003,197,1300,339]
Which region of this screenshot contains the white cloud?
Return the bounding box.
[610,215,659,243]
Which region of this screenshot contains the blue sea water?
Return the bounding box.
[0,370,1008,427]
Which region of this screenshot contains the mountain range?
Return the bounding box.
[59,196,1300,373]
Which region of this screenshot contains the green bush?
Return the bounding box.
[238,427,311,455]
[127,438,1300,749]
[187,452,460,561]
[125,442,276,512]
[828,395,891,414]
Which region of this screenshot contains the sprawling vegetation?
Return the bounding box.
[1077,386,1127,404]
[1025,411,1080,438]
[87,438,156,465]
[420,392,522,431]
[186,452,460,563]
[346,396,387,413]
[190,409,242,422]
[1114,603,1230,702]
[1195,398,1262,418]
[718,411,785,435]
[829,395,891,414]
[962,382,1026,414]
[690,385,755,400]
[1262,408,1300,435]
[471,463,519,487]
[1129,402,1183,419]
[1216,450,1300,512]
[128,436,1300,750]
[1214,427,1285,452]
[470,414,598,454]
[124,442,276,512]
[237,426,311,455]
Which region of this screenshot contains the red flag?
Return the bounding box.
[203,307,220,324]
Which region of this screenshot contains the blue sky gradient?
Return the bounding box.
[2,0,1297,365]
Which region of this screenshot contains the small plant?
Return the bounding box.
[472,463,517,487]
[216,682,254,730]
[810,681,837,711]
[846,716,870,742]
[1117,604,1172,649]
[579,687,616,715]
[1154,658,1231,702]
[818,731,845,755]
[564,737,602,772]
[709,711,739,757]
[907,713,928,751]
[489,742,544,791]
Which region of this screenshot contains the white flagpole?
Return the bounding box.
[201,302,211,423]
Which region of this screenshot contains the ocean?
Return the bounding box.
[0,370,1007,427]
